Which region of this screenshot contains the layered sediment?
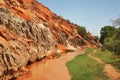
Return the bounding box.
[0,0,98,79]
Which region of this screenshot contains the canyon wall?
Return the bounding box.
[0,0,98,79]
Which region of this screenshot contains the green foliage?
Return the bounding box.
[115,28,120,39]
[104,38,120,54]
[77,26,87,38]
[93,48,120,71]
[77,25,93,42]
[100,17,120,55]
[94,36,99,42]
[100,25,116,44]
[100,25,120,55]
[93,48,115,63]
[66,49,108,80]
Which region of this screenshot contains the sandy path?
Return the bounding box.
[17,49,85,80]
[88,50,120,80]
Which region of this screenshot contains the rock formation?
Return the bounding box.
[0,0,98,79]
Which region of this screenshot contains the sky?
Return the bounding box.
[38,0,120,36]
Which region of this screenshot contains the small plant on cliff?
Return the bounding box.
[77,25,90,41]
[77,25,87,37]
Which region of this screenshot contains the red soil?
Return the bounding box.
[17,49,85,80]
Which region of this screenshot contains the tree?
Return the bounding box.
[94,36,99,43]
[100,25,116,44]
[112,28,120,54]
[115,28,120,39]
[100,17,120,55]
[103,36,120,54]
[100,25,120,54]
[77,25,87,38]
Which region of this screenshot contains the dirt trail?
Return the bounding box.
[88,50,120,80]
[17,49,85,80]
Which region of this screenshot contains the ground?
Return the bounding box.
[17,48,120,80]
[89,50,120,80]
[17,49,85,80]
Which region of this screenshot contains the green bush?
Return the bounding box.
[100,26,116,44]
[77,26,87,38]
[100,25,120,55]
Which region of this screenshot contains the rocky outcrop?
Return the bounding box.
[0,6,56,79]
[0,0,98,79]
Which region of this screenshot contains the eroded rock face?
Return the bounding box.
[2,0,90,48]
[0,6,57,79]
[0,0,98,79]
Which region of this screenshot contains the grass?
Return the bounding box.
[66,48,108,80]
[93,48,120,71]
[93,48,115,63]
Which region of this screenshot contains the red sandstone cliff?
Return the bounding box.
[0,0,98,79]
